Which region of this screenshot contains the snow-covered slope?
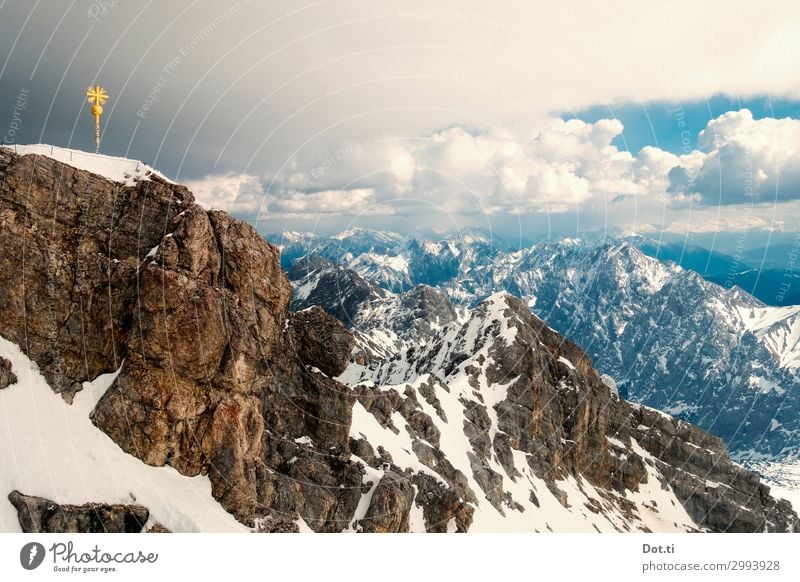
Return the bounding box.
[0,144,172,186]
[0,335,247,533]
[737,305,800,370]
[752,457,800,511]
[349,252,412,292]
[338,294,797,532]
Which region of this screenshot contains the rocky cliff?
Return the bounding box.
[0,147,359,531]
[0,147,797,533]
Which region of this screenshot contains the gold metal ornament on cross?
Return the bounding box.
[86,84,109,153]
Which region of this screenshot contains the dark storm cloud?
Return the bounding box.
[0,1,299,178]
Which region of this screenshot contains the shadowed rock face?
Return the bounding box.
[8,490,150,533]
[356,472,415,532]
[287,306,355,377]
[288,254,386,327]
[0,356,15,389]
[1,149,797,534]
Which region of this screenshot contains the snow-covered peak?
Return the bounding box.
[736,304,800,370]
[280,230,318,243]
[2,144,173,187]
[348,252,411,292]
[606,240,677,293]
[331,227,404,244]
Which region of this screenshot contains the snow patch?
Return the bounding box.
[3,144,173,187]
[0,334,246,533]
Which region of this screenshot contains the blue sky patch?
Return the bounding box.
[569,96,800,155]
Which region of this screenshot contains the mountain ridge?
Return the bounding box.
[282,228,800,461]
[0,146,796,533]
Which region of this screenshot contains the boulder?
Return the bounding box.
[0,356,16,389]
[8,490,149,533]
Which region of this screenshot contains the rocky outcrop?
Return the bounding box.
[8,491,149,533]
[0,149,364,531]
[288,254,386,327]
[90,204,292,524]
[0,356,15,389]
[0,148,192,402]
[632,404,798,533]
[286,306,354,377]
[356,472,414,532]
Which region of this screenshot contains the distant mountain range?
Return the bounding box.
[272,228,800,306]
[631,237,800,306]
[272,228,800,463]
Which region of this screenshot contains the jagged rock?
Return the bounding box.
[350,437,378,466]
[347,293,800,533]
[8,490,149,533]
[357,472,415,532]
[0,356,16,389]
[288,255,386,326]
[0,148,192,402]
[412,473,473,532]
[90,202,291,524]
[290,454,364,532]
[264,358,356,452]
[0,150,361,530]
[287,306,355,377]
[287,257,459,363]
[631,405,798,533]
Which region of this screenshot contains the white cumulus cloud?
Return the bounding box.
[188,110,800,233]
[669,110,800,205]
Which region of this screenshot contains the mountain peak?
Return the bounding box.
[331,227,404,242]
[1,143,171,186]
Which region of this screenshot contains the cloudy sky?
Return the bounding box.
[1,0,799,241]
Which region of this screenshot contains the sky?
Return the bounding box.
[1,0,799,242]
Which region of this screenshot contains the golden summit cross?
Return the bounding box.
[86,84,108,153]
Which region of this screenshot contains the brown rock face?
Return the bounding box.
[357,472,415,532]
[91,204,293,523]
[287,306,355,377]
[0,356,16,389]
[8,490,149,533]
[0,149,191,402]
[0,150,362,530]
